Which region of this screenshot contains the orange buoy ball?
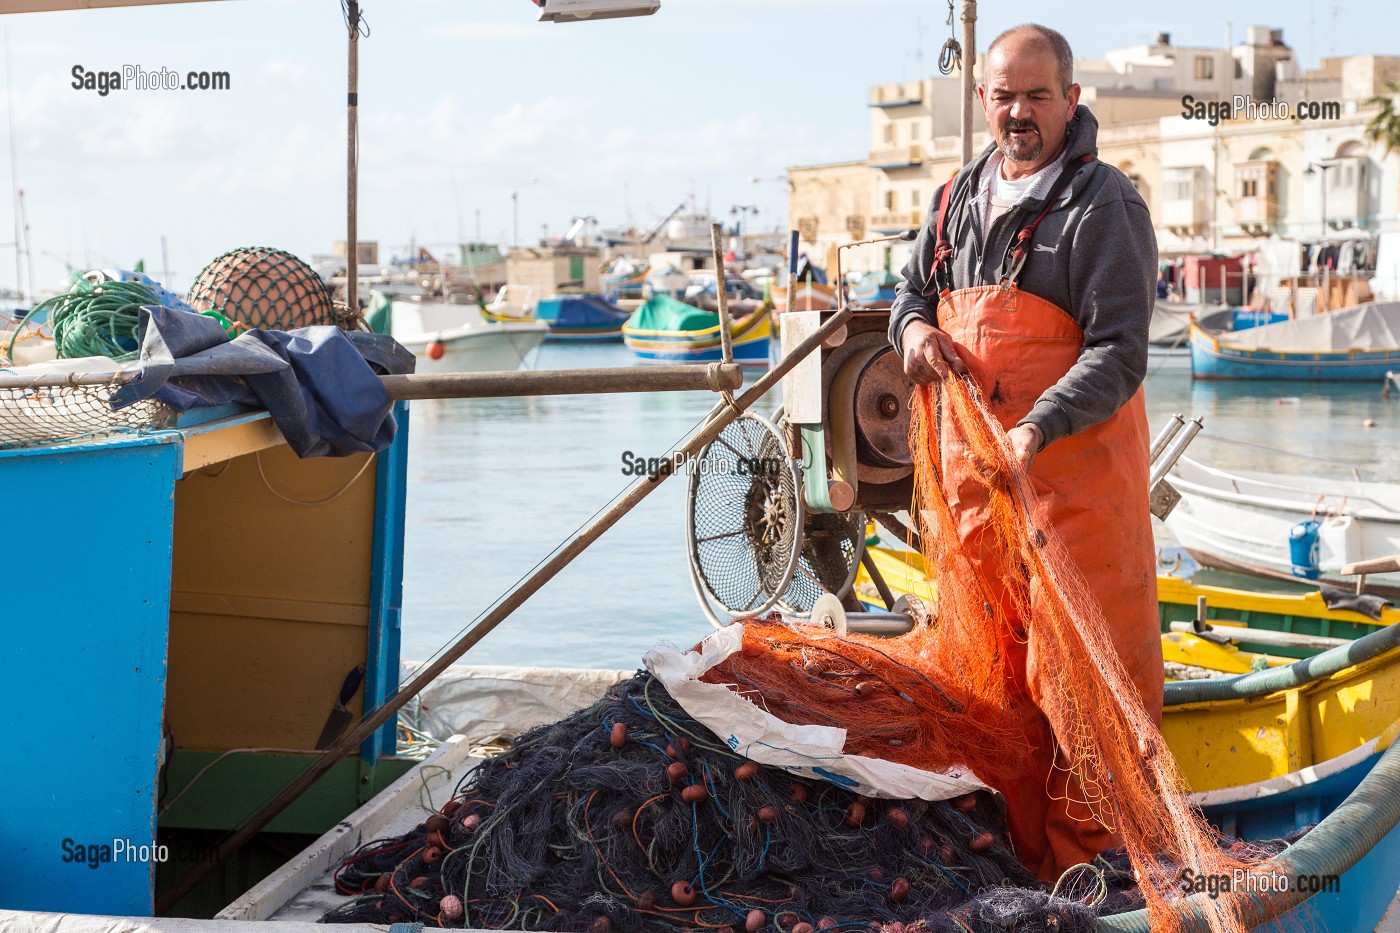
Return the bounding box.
[426,340,446,360]
[671,880,696,907]
[745,909,766,932]
[440,895,464,920]
[610,722,628,748]
[735,761,759,781]
[681,784,709,804]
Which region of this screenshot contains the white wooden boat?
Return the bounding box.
[390,298,547,373]
[1165,456,1400,594]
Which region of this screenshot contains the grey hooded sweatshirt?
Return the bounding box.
[887,105,1157,449]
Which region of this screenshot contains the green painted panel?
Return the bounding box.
[160,751,419,835]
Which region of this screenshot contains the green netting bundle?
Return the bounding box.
[187,246,335,331]
[21,279,159,361]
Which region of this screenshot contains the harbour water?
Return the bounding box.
[400,342,1400,670]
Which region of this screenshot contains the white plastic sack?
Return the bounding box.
[643,624,991,801]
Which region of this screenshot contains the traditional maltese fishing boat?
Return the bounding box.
[622,295,772,365]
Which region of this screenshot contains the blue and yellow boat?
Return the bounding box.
[856,544,1400,930]
[622,294,771,365]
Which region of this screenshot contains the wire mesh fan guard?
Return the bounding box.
[687,413,802,618]
[777,509,864,613]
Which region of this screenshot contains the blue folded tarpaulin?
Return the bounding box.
[113,304,414,458]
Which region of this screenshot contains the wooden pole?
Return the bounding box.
[710,223,734,364]
[0,364,745,397]
[380,364,743,400]
[960,0,976,165]
[346,1,360,313]
[154,303,857,915]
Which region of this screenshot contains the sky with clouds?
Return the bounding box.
[1,0,1394,294]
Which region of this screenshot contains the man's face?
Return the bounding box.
[977,40,1080,171]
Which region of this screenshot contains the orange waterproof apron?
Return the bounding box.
[928,164,1162,880]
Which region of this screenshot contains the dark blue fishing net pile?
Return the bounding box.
[320,672,1128,932]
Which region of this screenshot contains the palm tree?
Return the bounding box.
[1365,81,1400,156]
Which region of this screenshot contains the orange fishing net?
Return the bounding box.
[704,377,1279,933]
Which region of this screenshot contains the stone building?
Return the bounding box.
[786,27,1400,283]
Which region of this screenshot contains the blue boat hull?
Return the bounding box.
[1191,326,1400,381]
[536,295,629,343]
[1197,744,1400,931]
[629,337,770,365]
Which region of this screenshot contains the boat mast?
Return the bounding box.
[959,0,976,165]
[346,1,361,309]
[5,29,24,302]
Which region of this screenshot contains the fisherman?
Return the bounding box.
[887,23,1162,880]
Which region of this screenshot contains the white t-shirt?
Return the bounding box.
[985,159,1057,236]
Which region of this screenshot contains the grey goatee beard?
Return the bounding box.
[1000,121,1042,162]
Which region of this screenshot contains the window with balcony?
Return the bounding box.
[1195,56,1214,80]
[1234,159,1278,230]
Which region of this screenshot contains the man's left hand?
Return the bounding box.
[1007,423,1044,474]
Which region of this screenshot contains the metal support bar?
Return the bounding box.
[154,303,859,915]
[1149,416,1204,488]
[1149,413,1186,464]
[859,548,898,611]
[845,611,914,636]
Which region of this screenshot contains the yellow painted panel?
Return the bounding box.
[166,612,366,750]
[173,446,377,608]
[1162,696,1293,791]
[1305,649,1400,762]
[167,442,379,751]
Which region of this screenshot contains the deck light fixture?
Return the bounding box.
[535,0,660,23]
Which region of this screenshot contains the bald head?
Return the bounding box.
[987,24,1074,95]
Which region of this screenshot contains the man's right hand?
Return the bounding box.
[900,319,968,385]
